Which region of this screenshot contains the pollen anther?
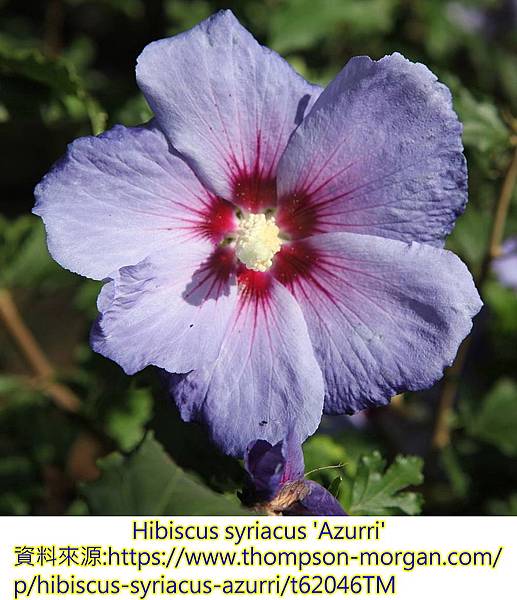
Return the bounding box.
[235,213,282,272]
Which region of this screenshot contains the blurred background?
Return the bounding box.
[1,0,516,516]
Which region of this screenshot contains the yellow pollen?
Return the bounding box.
[235,213,282,272]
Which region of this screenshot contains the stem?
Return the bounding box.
[432,146,517,450]
[0,288,81,413]
[304,463,346,477]
[489,147,517,259]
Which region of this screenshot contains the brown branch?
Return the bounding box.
[489,147,517,259]
[432,146,517,450]
[0,288,81,413]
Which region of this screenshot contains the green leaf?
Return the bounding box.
[0,493,31,516]
[115,94,153,127]
[0,101,9,123]
[415,1,468,60]
[448,78,510,158]
[74,280,104,318]
[440,445,470,499]
[0,375,46,414]
[328,476,342,499]
[268,0,397,54]
[66,498,91,516]
[65,0,145,20]
[303,435,346,484]
[487,493,517,516]
[0,39,106,134]
[485,281,517,338]
[82,433,251,515]
[303,430,384,508]
[345,451,424,516]
[0,216,76,289]
[446,204,491,269]
[164,0,212,34]
[464,379,517,456]
[105,388,153,451]
[150,387,246,494]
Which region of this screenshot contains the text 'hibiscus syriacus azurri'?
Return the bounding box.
[34,10,482,457]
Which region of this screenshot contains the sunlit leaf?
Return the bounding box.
[0,216,76,289]
[464,379,517,456]
[269,0,397,53]
[448,78,511,158]
[344,451,424,516]
[105,388,153,451]
[0,39,106,134]
[82,433,251,515]
[328,476,342,499]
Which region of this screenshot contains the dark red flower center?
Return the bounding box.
[191,172,318,304]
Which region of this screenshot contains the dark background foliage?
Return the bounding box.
[1,0,516,516]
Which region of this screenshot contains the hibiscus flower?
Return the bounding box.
[242,433,346,516]
[34,10,482,456]
[493,238,517,291]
